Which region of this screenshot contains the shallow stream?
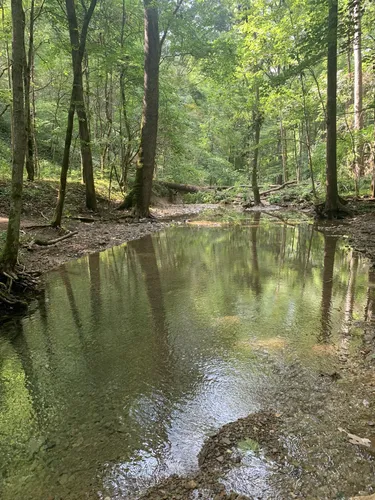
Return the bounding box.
[1,213,375,499]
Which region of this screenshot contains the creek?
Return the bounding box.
[1,213,375,499]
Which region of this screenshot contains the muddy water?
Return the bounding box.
[1,215,375,499]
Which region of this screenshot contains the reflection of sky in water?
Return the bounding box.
[0,219,371,499]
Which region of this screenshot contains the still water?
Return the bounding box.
[1,215,374,499]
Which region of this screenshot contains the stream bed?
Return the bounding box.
[1,213,375,499]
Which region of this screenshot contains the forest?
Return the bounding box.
[0,0,375,276]
[3,1,375,498]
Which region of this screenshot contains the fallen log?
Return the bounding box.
[158,181,205,193]
[34,231,78,246]
[260,180,297,197]
[158,181,256,193]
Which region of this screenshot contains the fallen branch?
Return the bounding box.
[67,216,98,223]
[260,180,297,197]
[23,223,52,230]
[159,181,205,193]
[34,231,78,246]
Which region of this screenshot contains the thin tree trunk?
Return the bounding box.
[66,0,97,211]
[24,0,35,182]
[1,0,26,270]
[251,87,261,205]
[53,0,98,223]
[51,88,76,228]
[280,118,288,182]
[31,59,39,177]
[325,0,340,217]
[372,81,375,198]
[353,0,364,188]
[299,73,316,197]
[1,0,13,144]
[293,128,300,182]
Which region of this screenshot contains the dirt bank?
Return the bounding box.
[0,179,217,275]
[14,203,216,276]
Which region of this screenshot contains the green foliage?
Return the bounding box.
[0,0,374,202]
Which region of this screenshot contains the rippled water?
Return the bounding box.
[1,214,375,499]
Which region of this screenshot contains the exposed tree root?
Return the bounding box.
[0,265,40,315]
[314,198,351,219]
[116,189,136,210]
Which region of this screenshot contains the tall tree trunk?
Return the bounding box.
[299,73,316,197]
[24,0,35,182]
[66,0,97,211]
[325,0,341,217]
[251,86,262,205]
[52,88,76,228]
[1,0,26,270]
[353,0,364,190]
[280,118,288,182]
[53,0,98,224]
[293,128,301,182]
[132,0,160,217]
[1,0,13,144]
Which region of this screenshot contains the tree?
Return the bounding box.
[324,0,342,217]
[120,0,183,217]
[131,0,160,217]
[0,0,26,271]
[251,85,262,205]
[352,0,364,195]
[52,0,98,227]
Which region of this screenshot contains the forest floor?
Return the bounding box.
[0,179,217,275]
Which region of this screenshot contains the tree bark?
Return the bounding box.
[353,0,364,188]
[325,0,341,217]
[51,88,76,227]
[53,0,98,225]
[1,0,26,270]
[251,87,262,205]
[24,0,35,182]
[280,117,288,183]
[299,73,316,197]
[132,0,160,217]
[66,0,97,211]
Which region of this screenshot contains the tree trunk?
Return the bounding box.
[132,0,160,217]
[51,88,76,228]
[53,0,98,224]
[1,0,13,145]
[24,0,35,182]
[66,0,97,211]
[293,128,301,182]
[325,0,341,217]
[251,87,262,205]
[1,0,26,270]
[299,73,316,197]
[280,118,288,183]
[353,0,364,187]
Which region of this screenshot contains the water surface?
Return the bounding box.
[1,215,374,499]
